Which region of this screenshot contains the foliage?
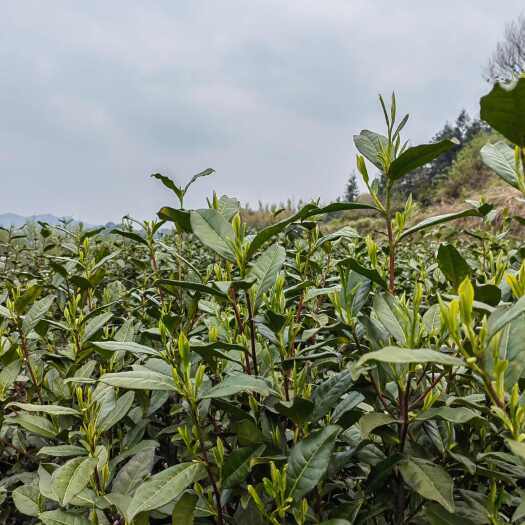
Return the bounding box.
[435,131,500,201]
[1,79,525,525]
[344,172,359,203]
[394,110,491,204]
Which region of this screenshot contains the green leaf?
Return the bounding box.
[302,202,379,218]
[98,391,135,432]
[315,226,359,249]
[304,286,341,303]
[246,206,314,260]
[7,413,57,438]
[202,374,273,399]
[356,347,462,368]
[12,484,40,516]
[360,412,397,438]
[92,341,160,356]
[497,312,525,388]
[111,228,148,246]
[373,294,406,345]
[425,503,474,525]
[480,141,520,189]
[388,139,457,181]
[367,454,404,491]
[416,407,480,424]
[22,294,55,333]
[190,209,235,262]
[0,360,20,396]
[213,278,256,294]
[249,244,286,307]
[101,493,132,521]
[488,296,525,339]
[172,493,198,525]
[100,369,177,391]
[102,322,133,343]
[0,304,11,318]
[81,312,113,344]
[338,258,387,290]
[423,304,441,334]
[332,391,365,423]
[157,206,192,232]
[190,341,246,354]
[246,203,374,259]
[69,487,97,508]
[69,275,92,290]
[151,172,184,200]
[38,445,88,457]
[38,464,58,501]
[233,419,265,446]
[480,77,525,146]
[7,402,80,416]
[190,341,246,365]
[91,250,122,272]
[216,194,241,220]
[506,439,525,462]
[223,445,265,489]
[475,283,501,307]
[310,371,354,422]
[353,130,388,170]
[513,497,525,523]
[399,457,455,513]
[448,451,476,475]
[287,425,341,501]
[39,509,91,525]
[184,168,215,194]
[274,398,314,425]
[15,285,41,313]
[400,207,488,239]
[51,456,98,505]
[437,244,472,290]
[157,279,227,299]
[112,449,155,495]
[127,462,206,520]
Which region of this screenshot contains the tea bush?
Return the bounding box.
[1,79,525,525]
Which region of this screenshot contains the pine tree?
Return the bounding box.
[344,172,359,202]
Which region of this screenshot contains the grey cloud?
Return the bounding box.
[1,0,523,222]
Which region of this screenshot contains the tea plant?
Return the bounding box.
[1,78,525,525]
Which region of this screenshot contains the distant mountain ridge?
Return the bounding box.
[0,213,92,228]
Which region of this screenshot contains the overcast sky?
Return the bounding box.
[1,1,523,223]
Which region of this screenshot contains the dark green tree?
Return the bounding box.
[344,171,359,202]
[395,110,490,204]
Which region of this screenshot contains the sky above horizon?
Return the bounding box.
[1,1,523,223]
